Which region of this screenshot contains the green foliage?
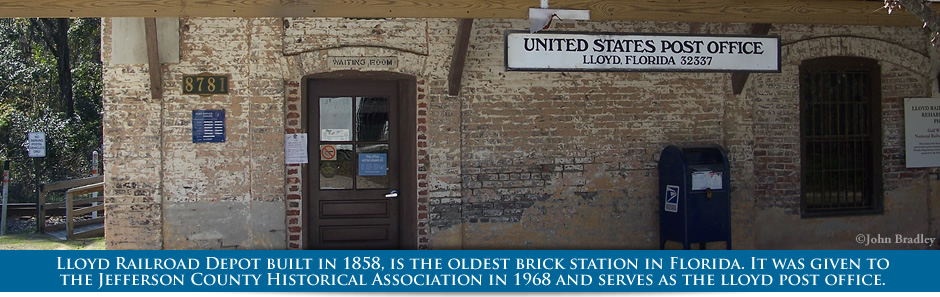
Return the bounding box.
[0,18,102,203]
[0,234,105,250]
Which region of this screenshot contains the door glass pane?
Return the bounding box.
[357,144,389,189]
[320,97,352,141]
[356,97,389,142]
[320,144,354,190]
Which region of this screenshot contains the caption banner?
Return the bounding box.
[0,250,937,292]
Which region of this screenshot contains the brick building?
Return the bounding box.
[52,2,939,250]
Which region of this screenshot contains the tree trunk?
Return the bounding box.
[54,18,73,118]
[29,18,74,118]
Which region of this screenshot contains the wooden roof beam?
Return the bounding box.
[731,23,774,95]
[145,18,163,100]
[448,19,473,96]
[0,0,919,27]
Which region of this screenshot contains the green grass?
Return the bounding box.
[0,234,105,250]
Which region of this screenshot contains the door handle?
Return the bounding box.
[384,190,399,199]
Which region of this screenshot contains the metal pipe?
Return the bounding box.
[2,160,10,235]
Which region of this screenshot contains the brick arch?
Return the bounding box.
[782,36,928,75]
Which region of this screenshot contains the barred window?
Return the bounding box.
[799,57,883,217]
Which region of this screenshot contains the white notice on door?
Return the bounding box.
[321,129,350,141]
[691,170,722,190]
[285,133,308,164]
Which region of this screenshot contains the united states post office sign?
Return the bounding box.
[505,31,780,72]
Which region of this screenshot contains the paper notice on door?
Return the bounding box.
[691,170,722,190]
[285,133,308,164]
[321,129,350,141]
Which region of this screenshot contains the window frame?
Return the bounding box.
[799,56,884,217]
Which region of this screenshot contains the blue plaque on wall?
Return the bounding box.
[192,110,226,143]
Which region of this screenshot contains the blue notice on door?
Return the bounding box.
[359,153,387,176]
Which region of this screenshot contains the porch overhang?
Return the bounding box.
[0,0,920,27]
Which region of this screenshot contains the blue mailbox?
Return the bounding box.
[658,144,731,250]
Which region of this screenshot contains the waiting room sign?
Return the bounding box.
[506,31,779,72]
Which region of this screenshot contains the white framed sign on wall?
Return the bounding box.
[505,31,780,72]
[905,97,940,168]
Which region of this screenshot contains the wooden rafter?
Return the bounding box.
[448,19,473,96]
[731,23,773,95]
[0,1,919,27]
[144,18,163,100]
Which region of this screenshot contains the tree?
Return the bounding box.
[0,18,101,203]
[28,18,74,118]
[884,0,940,45]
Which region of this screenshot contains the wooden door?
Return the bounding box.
[307,79,400,249]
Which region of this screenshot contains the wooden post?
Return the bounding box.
[36,184,44,234]
[65,190,73,240]
[35,157,43,234]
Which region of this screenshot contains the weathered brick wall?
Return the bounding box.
[429,20,757,249]
[102,16,939,250]
[103,18,288,249]
[432,21,938,249]
[750,25,938,249]
[101,19,165,249]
